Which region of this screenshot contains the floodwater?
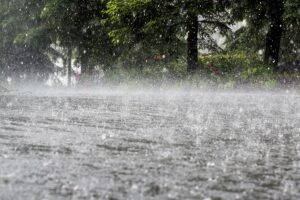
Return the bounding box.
[0,89,300,200]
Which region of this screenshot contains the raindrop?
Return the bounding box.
[101,134,107,140]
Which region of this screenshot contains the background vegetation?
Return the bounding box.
[0,0,299,87]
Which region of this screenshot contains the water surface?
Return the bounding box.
[0,89,300,200]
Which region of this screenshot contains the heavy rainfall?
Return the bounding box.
[0,1,300,200]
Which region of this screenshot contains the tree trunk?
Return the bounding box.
[62,58,67,76]
[67,48,72,87]
[264,0,284,71]
[79,47,88,75]
[186,12,198,74]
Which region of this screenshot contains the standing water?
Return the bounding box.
[0,89,300,200]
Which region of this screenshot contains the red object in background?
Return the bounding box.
[75,73,80,82]
[207,62,221,76]
[153,54,162,61]
[75,72,84,85]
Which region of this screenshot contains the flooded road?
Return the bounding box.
[0,89,300,200]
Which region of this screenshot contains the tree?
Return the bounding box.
[227,0,299,71]
[40,0,116,75]
[105,0,230,74]
[104,0,184,70]
[186,1,200,73]
[264,0,284,68]
[0,0,53,82]
[280,0,300,65]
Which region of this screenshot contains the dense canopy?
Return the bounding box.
[0,0,299,85]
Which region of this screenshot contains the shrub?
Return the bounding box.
[198,51,273,83]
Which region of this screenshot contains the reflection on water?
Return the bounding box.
[0,90,300,200]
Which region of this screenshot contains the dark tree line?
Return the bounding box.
[0,0,299,83]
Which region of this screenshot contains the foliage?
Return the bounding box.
[226,0,300,65]
[0,0,53,81]
[101,51,281,88]
[0,0,299,86]
[105,0,231,70]
[199,51,272,81]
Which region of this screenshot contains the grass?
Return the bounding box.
[100,51,300,89]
